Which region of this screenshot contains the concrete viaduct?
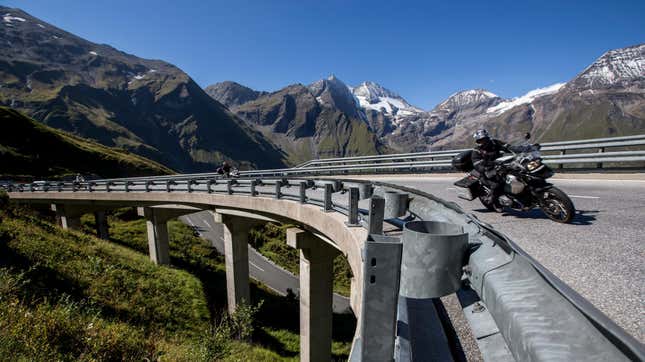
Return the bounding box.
[11,188,370,362]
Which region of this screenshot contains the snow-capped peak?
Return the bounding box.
[436,89,499,111]
[573,44,645,88]
[487,83,565,114]
[351,81,423,117]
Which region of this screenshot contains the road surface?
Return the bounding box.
[372,174,644,343]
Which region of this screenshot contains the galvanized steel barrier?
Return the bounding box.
[3,174,643,361]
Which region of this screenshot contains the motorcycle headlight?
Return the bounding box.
[526,160,540,171]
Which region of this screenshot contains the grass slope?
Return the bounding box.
[0,197,353,360]
[0,106,174,179]
[249,223,353,297]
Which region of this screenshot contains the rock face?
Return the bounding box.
[0,6,287,171]
[383,44,645,151]
[204,81,267,108]
[208,76,386,165]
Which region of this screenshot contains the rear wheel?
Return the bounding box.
[540,187,575,223]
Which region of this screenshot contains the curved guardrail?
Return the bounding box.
[3,174,643,361]
[84,134,645,185]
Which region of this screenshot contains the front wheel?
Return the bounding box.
[478,195,496,211]
[539,187,575,223]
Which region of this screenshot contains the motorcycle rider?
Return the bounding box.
[471,129,511,212]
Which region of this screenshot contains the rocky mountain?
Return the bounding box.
[207,76,386,164]
[0,6,287,172]
[204,81,267,108]
[383,44,645,151]
[210,44,644,159]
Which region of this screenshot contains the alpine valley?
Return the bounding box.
[208,43,644,158]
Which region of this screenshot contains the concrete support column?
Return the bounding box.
[287,228,339,362]
[94,211,109,240]
[137,206,206,265]
[215,213,264,314]
[138,207,171,265]
[51,204,82,230]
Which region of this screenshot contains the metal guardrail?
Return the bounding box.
[295,133,645,170]
[3,174,643,361]
[89,134,645,184]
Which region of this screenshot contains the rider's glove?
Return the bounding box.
[485,169,497,178]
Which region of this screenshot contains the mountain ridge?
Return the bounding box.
[0,6,287,171]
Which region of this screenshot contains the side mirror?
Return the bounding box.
[524,132,531,140]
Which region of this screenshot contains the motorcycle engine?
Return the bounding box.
[504,175,525,194]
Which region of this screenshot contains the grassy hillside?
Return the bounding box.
[0,106,174,179]
[0,195,354,360]
[248,223,353,297]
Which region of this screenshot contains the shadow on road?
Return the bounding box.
[499,208,598,225]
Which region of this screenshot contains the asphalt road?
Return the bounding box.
[371,175,645,343]
[180,211,351,314]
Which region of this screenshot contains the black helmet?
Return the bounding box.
[473,129,490,143]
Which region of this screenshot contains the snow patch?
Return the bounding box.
[3,14,26,23]
[89,51,98,56]
[37,23,45,29]
[134,74,145,80]
[487,83,565,114]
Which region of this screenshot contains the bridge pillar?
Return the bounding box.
[51,203,82,230]
[287,228,339,362]
[138,206,200,265]
[94,211,109,240]
[215,213,264,314]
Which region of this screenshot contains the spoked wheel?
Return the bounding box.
[540,187,575,223]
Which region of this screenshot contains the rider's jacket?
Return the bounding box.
[472,139,510,174]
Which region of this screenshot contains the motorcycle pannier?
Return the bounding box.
[452,150,474,172]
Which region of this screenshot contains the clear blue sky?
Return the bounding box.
[5,0,644,109]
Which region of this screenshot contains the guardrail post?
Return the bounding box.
[29,183,34,192]
[274,180,282,199]
[384,191,408,219]
[145,181,152,192]
[299,181,307,203]
[206,179,215,193]
[597,147,605,168]
[346,187,360,226]
[353,234,402,362]
[105,182,112,192]
[559,150,565,169]
[322,183,333,212]
[187,179,194,193]
[124,181,132,192]
[88,182,94,193]
[166,180,173,192]
[57,182,64,192]
[368,195,385,235]
[227,180,233,195]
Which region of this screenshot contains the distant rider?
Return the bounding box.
[471,129,511,212]
[217,161,232,177]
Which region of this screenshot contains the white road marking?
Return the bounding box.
[186,218,195,227]
[446,187,456,190]
[250,262,265,272]
[204,220,213,228]
[569,195,600,199]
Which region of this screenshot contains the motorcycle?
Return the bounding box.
[452,135,576,223]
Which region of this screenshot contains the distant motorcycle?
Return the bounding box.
[452,136,575,223]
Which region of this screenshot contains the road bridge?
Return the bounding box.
[4,175,643,362]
